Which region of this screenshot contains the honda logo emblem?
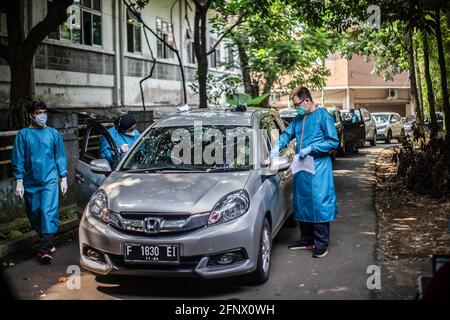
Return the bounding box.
[144,217,162,233]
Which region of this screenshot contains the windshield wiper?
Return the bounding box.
[205,167,250,173]
[123,166,205,173]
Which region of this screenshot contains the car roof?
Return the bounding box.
[153,107,270,127]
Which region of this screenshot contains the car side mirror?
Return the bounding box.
[90,159,112,175]
[391,119,397,123]
[262,156,291,176]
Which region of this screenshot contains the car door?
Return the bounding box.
[362,109,375,140]
[261,115,293,232]
[343,109,365,145]
[75,119,120,215]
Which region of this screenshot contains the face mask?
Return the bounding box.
[296,107,308,118]
[34,114,47,127]
[124,130,136,137]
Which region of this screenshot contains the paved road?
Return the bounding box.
[4,145,389,300]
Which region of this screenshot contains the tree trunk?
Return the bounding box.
[414,39,424,121]
[421,29,438,137]
[406,26,423,126]
[235,37,254,97]
[435,9,450,141]
[261,74,276,108]
[8,53,33,129]
[193,4,209,109]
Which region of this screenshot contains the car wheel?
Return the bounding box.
[248,218,272,285]
[385,130,391,144]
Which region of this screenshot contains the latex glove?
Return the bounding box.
[269,145,280,158]
[299,146,312,159]
[61,177,68,196]
[120,144,129,153]
[15,179,24,199]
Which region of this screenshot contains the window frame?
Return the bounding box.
[156,17,174,60]
[48,0,102,48]
[126,8,142,54]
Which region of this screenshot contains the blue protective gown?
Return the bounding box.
[99,127,140,166]
[12,127,68,234]
[277,108,339,222]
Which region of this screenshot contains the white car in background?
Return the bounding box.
[372,112,405,143]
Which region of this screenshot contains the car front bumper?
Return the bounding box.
[78,207,258,278]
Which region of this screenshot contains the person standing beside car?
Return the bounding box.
[12,100,68,264]
[100,114,140,167]
[271,86,339,258]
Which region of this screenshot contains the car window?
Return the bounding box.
[121,125,253,171]
[260,116,281,151]
[363,110,371,121]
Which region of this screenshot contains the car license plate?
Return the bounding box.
[123,244,180,264]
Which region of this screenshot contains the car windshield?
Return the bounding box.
[373,114,390,123]
[120,125,253,172]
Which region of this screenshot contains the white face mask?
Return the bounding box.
[34,114,48,127]
[124,130,136,137]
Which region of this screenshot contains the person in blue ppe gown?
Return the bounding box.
[271,86,339,258]
[12,100,68,264]
[99,114,140,167]
[344,109,360,154]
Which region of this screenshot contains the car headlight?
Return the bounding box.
[208,191,250,225]
[88,190,109,223]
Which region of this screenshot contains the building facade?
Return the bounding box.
[0,0,233,118]
[314,54,412,116]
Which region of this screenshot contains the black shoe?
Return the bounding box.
[288,241,315,250]
[312,248,328,258]
[40,253,53,264]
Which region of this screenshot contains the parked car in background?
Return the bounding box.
[372,112,405,143]
[341,107,377,147]
[77,107,295,284]
[325,107,346,156]
[424,112,445,130]
[278,107,297,127]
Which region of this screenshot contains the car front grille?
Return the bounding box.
[107,210,210,237]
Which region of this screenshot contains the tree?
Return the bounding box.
[0,0,73,129]
[421,27,438,136]
[212,0,337,105]
[434,8,450,140]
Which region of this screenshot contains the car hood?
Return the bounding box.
[101,171,251,214]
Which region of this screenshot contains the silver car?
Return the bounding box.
[372,112,405,143]
[76,107,295,284]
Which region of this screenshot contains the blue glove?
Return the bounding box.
[299,146,312,159]
[269,145,280,158]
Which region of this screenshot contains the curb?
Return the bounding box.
[0,218,79,259]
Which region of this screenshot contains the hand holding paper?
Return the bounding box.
[290,154,315,175]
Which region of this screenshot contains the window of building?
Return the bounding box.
[126,9,142,53]
[209,38,221,69]
[186,29,196,64]
[0,12,6,35]
[48,0,102,47]
[156,18,174,60]
[225,44,234,66]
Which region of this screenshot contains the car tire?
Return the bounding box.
[248,218,272,285]
[385,130,392,144]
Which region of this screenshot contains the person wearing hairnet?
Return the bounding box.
[271,86,339,258]
[12,100,68,264]
[100,114,140,167]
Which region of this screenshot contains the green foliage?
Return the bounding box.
[189,73,242,106]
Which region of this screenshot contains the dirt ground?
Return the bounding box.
[374,147,450,299]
